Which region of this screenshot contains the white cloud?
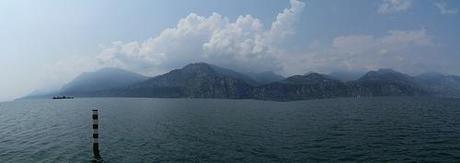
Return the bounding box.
[97,0,306,75]
[434,2,458,15]
[284,29,435,74]
[333,29,432,53]
[378,0,412,14]
[47,0,448,81]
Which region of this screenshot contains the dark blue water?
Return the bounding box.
[1,97,460,162]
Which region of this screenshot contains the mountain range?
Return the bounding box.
[22,63,460,101]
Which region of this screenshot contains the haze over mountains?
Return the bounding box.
[60,68,148,94]
[23,63,460,101]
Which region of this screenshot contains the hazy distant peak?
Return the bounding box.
[97,67,132,73]
[328,71,365,81]
[60,67,148,94]
[364,68,406,76]
[180,63,242,77]
[304,72,324,78]
[246,71,284,84]
[416,72,445,78]
[304,71,318,76]
[183,62,213,69]
[415,72,460,82]
[283,73,337,84]
[375,68,400,74]
[358,68,415,83]
[179,62,216,75]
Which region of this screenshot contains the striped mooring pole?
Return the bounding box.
[92,109,103,162]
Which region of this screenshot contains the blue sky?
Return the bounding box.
[0,0,459,101]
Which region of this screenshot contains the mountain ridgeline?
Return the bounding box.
[31,63,460,101]
[59,68,148,96]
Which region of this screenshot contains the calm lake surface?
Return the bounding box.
[1,97,460,162]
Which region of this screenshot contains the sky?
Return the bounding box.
[0,0,459,101]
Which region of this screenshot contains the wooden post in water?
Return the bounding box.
[92,109,103,162]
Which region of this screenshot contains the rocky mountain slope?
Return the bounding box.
[252,73,350,101]
[114,63,254,98]
[348,69,429,97]
[23,63,460,101]
[415,72,460,97]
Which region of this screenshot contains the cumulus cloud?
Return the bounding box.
[434,2,458,15]
[97,0,305,75]
[53,0,449,79]
[378,0,412,14]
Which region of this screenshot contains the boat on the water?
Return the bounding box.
[52,96,74,99]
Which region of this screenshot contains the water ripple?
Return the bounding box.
[0,97,460,162]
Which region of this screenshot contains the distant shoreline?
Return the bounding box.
[14,96,460,103]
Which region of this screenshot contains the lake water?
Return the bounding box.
[1,97,460,162]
